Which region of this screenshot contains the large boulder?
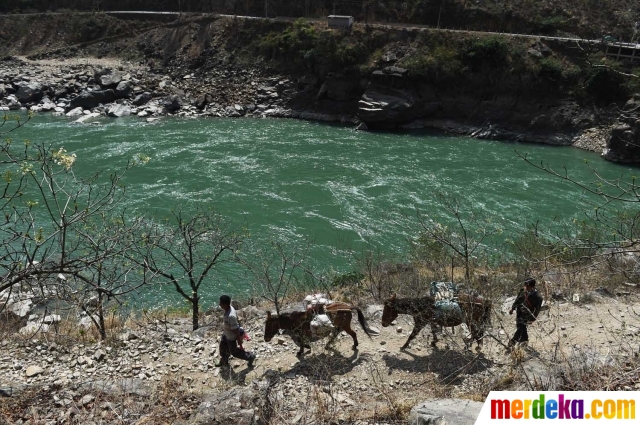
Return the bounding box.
[163,95,182,112]
[358,67,420,128]
[115,80,133,98]
[66,107,84,117]
[93,67,112,81]
[15,82,43,104]
[604,121,640,163]
[40,99,57,111]
[54,87,69,99]
[107,104,131,117]
[409,398,483,425]
[358,85,419,128]
[100,72,123,88]
[132,92,152,106]
[195,93,213,110]
[4,94,22,110]
[68,89,116,110]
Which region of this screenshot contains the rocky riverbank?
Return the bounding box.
[0,52,640,162]
[0,56,315,122]
[2,54,639,164]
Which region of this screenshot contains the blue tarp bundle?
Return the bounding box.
[430,282,463,322]
[434,299,464,322]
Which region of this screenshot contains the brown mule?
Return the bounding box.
[264,302,374,356]
[381,293,492,351]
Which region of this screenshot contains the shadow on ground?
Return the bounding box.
[259,346,368,383]
[382,346,492,384]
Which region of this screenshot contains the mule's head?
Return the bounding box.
[381,294,398,327]
[264,311,279,342]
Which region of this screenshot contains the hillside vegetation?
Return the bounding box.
[1,0,639,40]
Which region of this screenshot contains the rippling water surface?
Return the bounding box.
[18,115,638,307]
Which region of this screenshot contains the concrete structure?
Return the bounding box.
[327,15,354,29]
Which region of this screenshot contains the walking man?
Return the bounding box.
[216,295,256,368]
[508,278,543,350]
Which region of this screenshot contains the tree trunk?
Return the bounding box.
[192,293,199,330]
[464,256,470,283]
[97,292,106,340]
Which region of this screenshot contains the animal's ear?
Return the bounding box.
[266,310,271,318]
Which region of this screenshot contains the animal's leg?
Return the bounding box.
[293,333,307,356]
[325,328,340,350]
[343,326,358,349]
[430,324,438,347]
[472,324,484,352]
[401,320,425,350]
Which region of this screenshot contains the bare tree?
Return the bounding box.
[0,133,142,295]
[242,238,314,315]
[130,208,244,330]
[51,213,149,340]
[414,192,502,284]
[517,151,640,277]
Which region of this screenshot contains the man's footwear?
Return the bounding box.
[215,360,229,368]
[247,355,255,368]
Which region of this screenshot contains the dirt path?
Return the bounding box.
[192,293,640,410]
[1,293,638,423]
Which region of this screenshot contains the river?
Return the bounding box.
[15,114,638,308]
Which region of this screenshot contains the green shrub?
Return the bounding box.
[258,18,318,64]
[400,46,463,82]
[585,66,629,104]
[461,36,510,73]
[537,57,580,88]
[537,15,568,34]
[258,19,367,73]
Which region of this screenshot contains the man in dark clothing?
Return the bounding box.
[507,278,543,350]
[215,295,256,368]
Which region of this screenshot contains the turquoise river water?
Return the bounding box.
[13,115,639,308]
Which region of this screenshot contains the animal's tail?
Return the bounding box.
[353,306,375,337]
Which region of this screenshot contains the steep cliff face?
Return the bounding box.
[0,13,638,161]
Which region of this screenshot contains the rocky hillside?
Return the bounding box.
[1,287,639,424]
[1,13,639,162]
[2,0,639,40]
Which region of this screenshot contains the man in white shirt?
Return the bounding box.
[216,294,256,368]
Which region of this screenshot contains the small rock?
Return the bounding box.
[25,366,44,377]
[93,349,106,362]
[80,394,95,406]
